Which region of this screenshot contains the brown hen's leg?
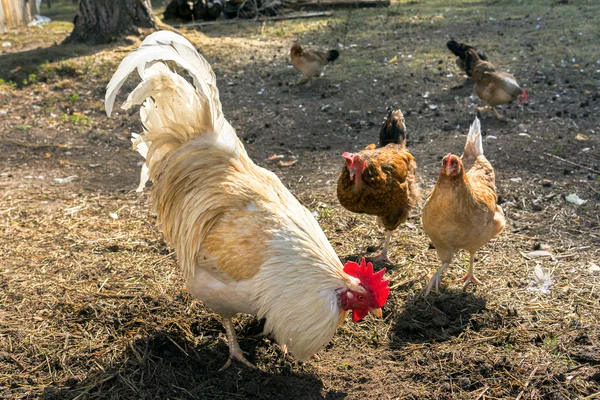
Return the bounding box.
[371,230,392,263]
[219,317,255,371]
[424,262,449,296]
[492,107,505,120]
[455,253,483,289]
[295,76,308,86]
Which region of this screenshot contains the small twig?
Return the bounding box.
[544,152,600,175]
[95,292,136,299]
[474,386,489,400]
[583,392,600,400]
[97,277,109,293]
[0,351,27,371]
[516,366,539,400]
[388,277,418,290]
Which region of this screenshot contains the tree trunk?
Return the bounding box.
[64,0,157,45]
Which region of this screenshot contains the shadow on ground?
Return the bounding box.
[0,42,126,85]
[391,289,487,344]
[40,327,332,400]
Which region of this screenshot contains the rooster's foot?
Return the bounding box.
[220,317,256,371]
[219,349,255,371]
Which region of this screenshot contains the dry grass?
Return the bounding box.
[1,0,600,399]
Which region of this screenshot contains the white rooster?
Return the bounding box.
[105,31,390,370]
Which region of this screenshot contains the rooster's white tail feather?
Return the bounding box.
[131,133,150,192]
[105,31,241,191]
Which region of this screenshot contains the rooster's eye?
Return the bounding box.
[358,295,365,301]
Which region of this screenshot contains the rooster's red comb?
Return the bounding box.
[343,258,390,308]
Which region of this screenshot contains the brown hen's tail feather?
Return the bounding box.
[463,48,484,77]
[447,40,488,61]
[327,50,340,62]
[448,41,488,76]
[379,108,407,147]
[462,117,483,169]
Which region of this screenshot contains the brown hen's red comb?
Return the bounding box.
[343,258,390,308]
[445,153,453,170]
[520,89,528,103]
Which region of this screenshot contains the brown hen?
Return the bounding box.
[337,109,419,263]
[290,42,339,85]
[422,117,505,295]
[464,48,528,119]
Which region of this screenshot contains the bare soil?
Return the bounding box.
[1,0,599,399]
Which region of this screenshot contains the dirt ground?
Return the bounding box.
[1,0,599,399]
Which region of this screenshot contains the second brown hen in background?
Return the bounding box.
[422,117,505,295]
[337,109,419,263]
[464,47,528,119]
[290,42,339,85]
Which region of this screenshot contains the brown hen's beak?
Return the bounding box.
[371,308,383,318]
[349,169,356,180]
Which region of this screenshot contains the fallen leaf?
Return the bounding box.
[44,152,52,158]
[523,250,553,260]
[575,133,589,141]
[265,154,284,161]
[388,55,398,64]
[566,194,586,206]
[279,160,298,167]
[54,175,78,184]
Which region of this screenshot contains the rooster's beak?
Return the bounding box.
[370,308,383,318]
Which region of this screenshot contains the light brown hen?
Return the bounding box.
[422,117,505,295]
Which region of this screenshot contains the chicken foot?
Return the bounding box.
[477,105,505,120]
[454,253,482,289]
[295,76,311,87]
[423,262,450,296]
[219,317,255,371]
[491,107,505,120]
[371,230,392,264]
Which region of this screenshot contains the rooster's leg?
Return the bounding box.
[423,263,449,296]
[219,317,255,371]
[371,230,392,263]
[455,253,482,289]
